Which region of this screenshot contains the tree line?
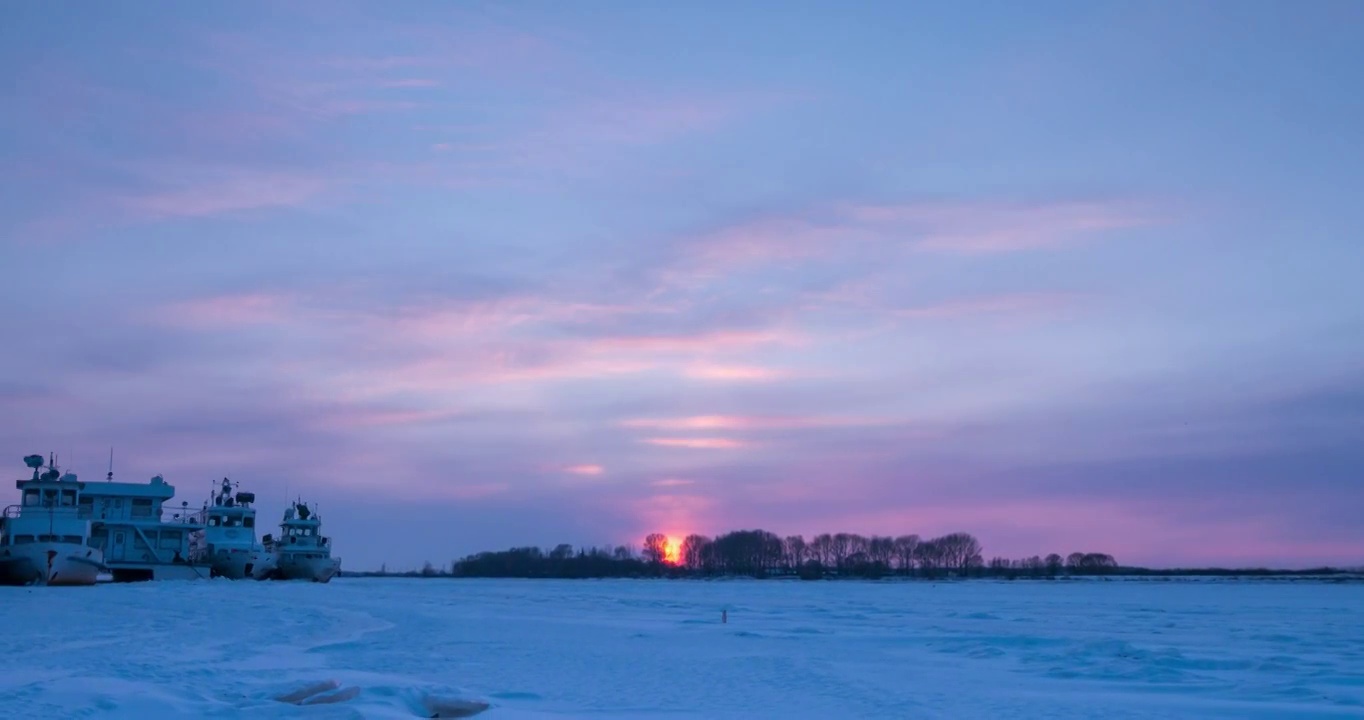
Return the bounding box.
[432,528,1121,580]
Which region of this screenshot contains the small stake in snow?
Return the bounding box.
[722,609,727,624]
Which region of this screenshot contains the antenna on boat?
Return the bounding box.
[107,446,114,481]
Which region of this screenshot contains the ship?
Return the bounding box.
[263,499,340,583]
[81,458,211,581]
[0,454,105,586]
[191,477,275,580]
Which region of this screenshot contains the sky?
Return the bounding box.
[1,1,1361,571]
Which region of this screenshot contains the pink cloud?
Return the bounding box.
[379,78,440,88]
[308,407,465,430]
[120,167,330,219]
[651,478,695,488]
[146,288,799,401]
[664,198,1156,291]
[623,415,889,431]
[153,292,295,327]
[847,199,1153,255]
[564,464,604,476]
[586,328,802,355]
[682,363,788,381]
[360,355,655,392]
[448,90,785,180]
[895,292,1079,320]
[681,216,865,277]
[641,437,746,449]
[385,297,644,344]
[318,55,429,71]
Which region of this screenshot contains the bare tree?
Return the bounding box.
[642,533,668,564]
[831,533,853,568]
[893,535,919,575]
[868,536,895,568]
[681,534,711,572]
[811,533,835,567]
[783,535,807,570]
[847,534,870,560]
[915,539,941,576]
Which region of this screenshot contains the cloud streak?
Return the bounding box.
[641,437,747,449]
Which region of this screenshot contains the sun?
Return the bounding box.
[663,536,682,565]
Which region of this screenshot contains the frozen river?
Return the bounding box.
[2,577,1361,718]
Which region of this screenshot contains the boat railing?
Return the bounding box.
[3,504,86,520]
[178,508,208,525]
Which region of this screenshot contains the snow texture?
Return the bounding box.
[1,577,1362,718]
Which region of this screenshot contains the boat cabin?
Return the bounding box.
[3,454,92,549]
[264,501,332,560]
[77,472,207,581]
[202,478,258,550]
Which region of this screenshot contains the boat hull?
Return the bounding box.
[207,547,274,580]
[273,553,341,583]
[0,542,103,586]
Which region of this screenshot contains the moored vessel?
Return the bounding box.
[192,477,274,579]
[0,454,104,586]
[84,460,210,581]
[264,500,340,583]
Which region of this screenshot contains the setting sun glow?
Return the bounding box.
[663,537,682,565]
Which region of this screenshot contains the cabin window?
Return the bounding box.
[42,490,57,505]
[12,535,35,544]
[22,489,40,506]
[226,516,241,527]
[60,490,76,506]
[243,516,255,528]
[159,531,183,549]
[62,535,82,544]
[207,515,221,527]
[131,498,153,518]
[115,532,125,545]
[39,534,56,542]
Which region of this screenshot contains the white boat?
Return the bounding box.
[263,500,340,583]
[0,454,105,587]
[83,459,211,581]
[191,477,274,580]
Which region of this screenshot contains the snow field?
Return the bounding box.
[1,576,1361,718]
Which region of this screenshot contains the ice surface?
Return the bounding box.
[2,577,1362,718]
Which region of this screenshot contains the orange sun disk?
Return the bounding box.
[663,537,682,565]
